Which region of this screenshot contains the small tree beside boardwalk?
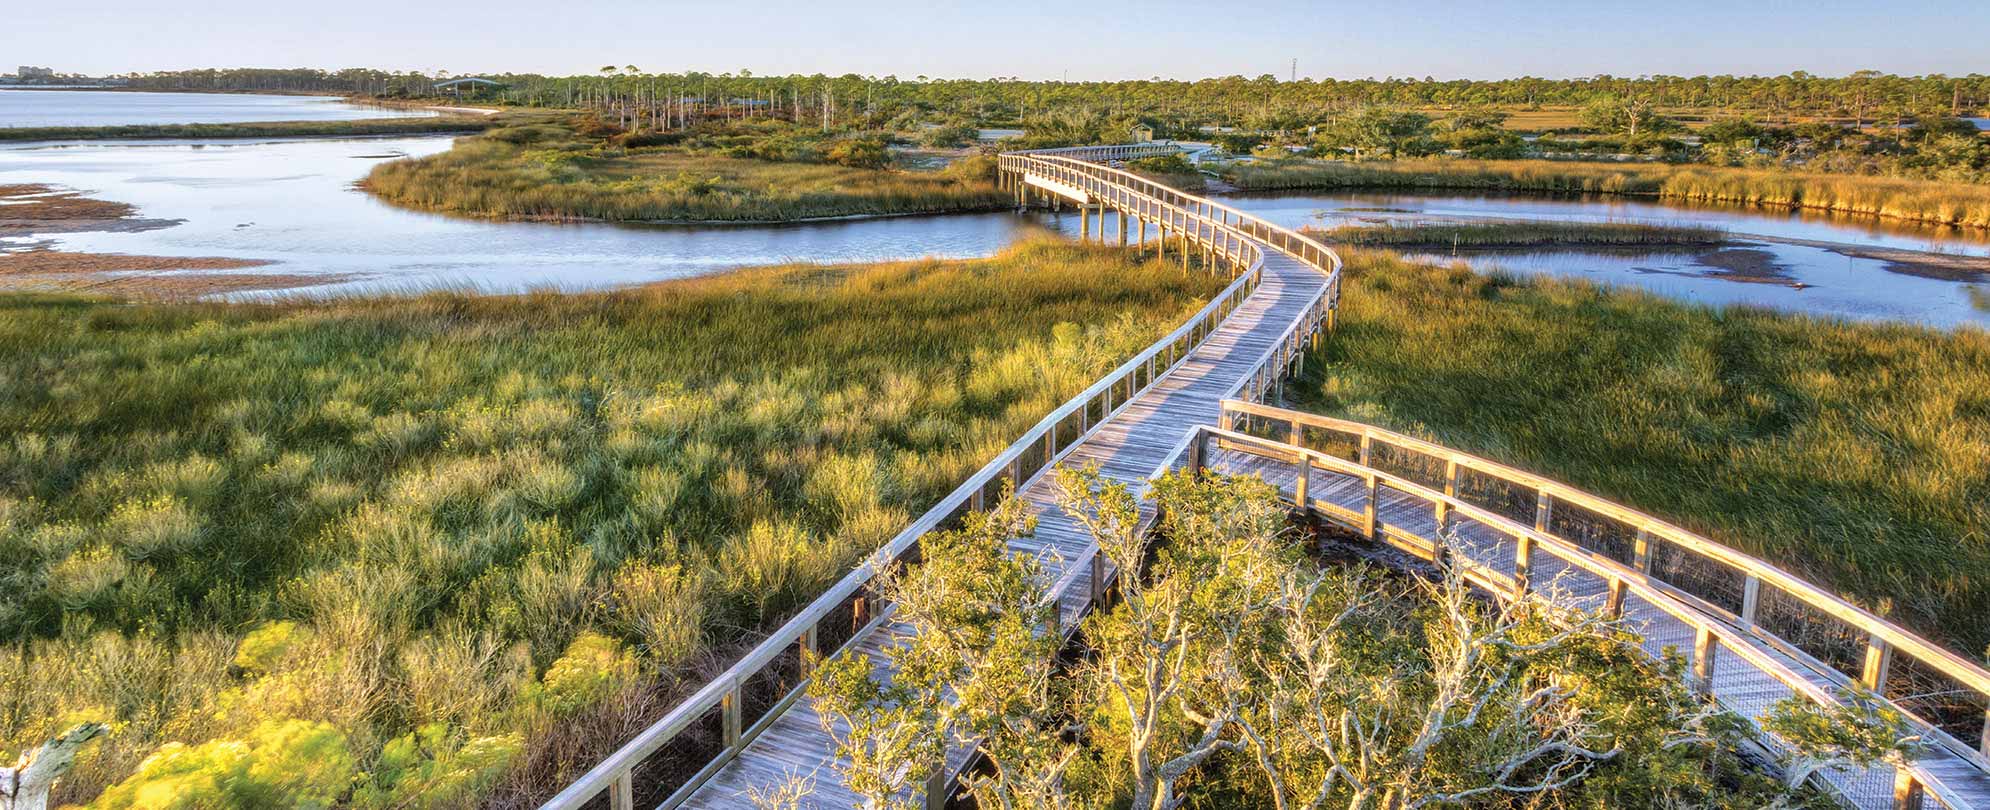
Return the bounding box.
[807,467,1911,809]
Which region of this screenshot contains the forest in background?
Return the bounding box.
[115,67,1990,131]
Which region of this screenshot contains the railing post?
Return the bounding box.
[1981,706,1990,760]
[1692,625,1718,696]
[1861,634,1894,691]
[1740,575,1761,629]
[1533,491,1553,533]
[611,771,634,810]
[800,624,819,674]
[722,682,743,749]
[1605,577,1627,618]
[1513,534,1533,597]
[1357,433,1372,466]
[1292,452,1310,516]
[926,767,950,810]
[1633,528,1653,574]
[1187,429,1205,474]
[1892,767,1923,810]
[1090,553,1104,606]
[1363,473,1380,540]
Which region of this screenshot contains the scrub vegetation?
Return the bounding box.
[363,117,1008,223]
[808,469,1893,809]
[1292,250,1990,656]
[0,239,1223,806]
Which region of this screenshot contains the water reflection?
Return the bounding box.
[0,89,436,128]
[4,132,1988,328]
[1217,190,1990,328]
[0,136,1061,296]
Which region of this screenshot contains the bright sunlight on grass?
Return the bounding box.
[0,237,1223,806]
[1294,250,1990,658]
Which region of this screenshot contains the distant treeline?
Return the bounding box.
[121,67,1990,130]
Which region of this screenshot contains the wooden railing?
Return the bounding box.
[1200,400,1990,809]
[544,144,1344,810]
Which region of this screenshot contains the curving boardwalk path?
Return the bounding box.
[678,208,1329,808]
[547,146,1990,810]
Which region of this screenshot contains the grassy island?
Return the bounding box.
[1223,158,1990,229]
[0,239,1222,806]
[1294,250,1990,656]
[363,117,1010,223]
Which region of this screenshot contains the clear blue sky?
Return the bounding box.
[7,0,1986,80]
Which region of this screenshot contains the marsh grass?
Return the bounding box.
[0,116,494,142]
[1295,250,1990,656]
[1225,158,1990,229]
[0,238,1221,806]
[364,120,1009,222]
[1314,221,1728,248]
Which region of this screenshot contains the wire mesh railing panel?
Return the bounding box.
[1055,410,1085,455]
[1545,498,1639,566]
[814,599,862,660]
[1756,582,1869,683]
[741,644,804,733]
[1368,441,1447,491]
[1297,424,1360,461]
[1452,466,1537,526]
[1885,649,1990,751]
[1232,411,1293,443]
[636,707,725,808]
[1823,761,1900,810]
[1443,518,1519,580]
[1619,593,1693,664]
[1647,534,1747,615]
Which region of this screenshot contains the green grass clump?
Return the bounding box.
[0,238,1222,805]
[1315,221,1728,248]
[1294,250,1990,656]
[364,119,1009,223]
[0,116,493,141]
[1223,158,1990,229]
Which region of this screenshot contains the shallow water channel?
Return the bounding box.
[3,104,1988,327]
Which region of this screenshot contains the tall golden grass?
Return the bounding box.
[0,238,1222,806]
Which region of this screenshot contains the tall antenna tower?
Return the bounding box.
[1290,58,1297,81]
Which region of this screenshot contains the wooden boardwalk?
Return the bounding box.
[1205,433,1990,810]
[547,145,1989,810]
[679,254,1328,807]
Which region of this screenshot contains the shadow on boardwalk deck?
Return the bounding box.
[678,253,1326,808]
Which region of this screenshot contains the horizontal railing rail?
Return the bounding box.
[546,145,1335,810]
